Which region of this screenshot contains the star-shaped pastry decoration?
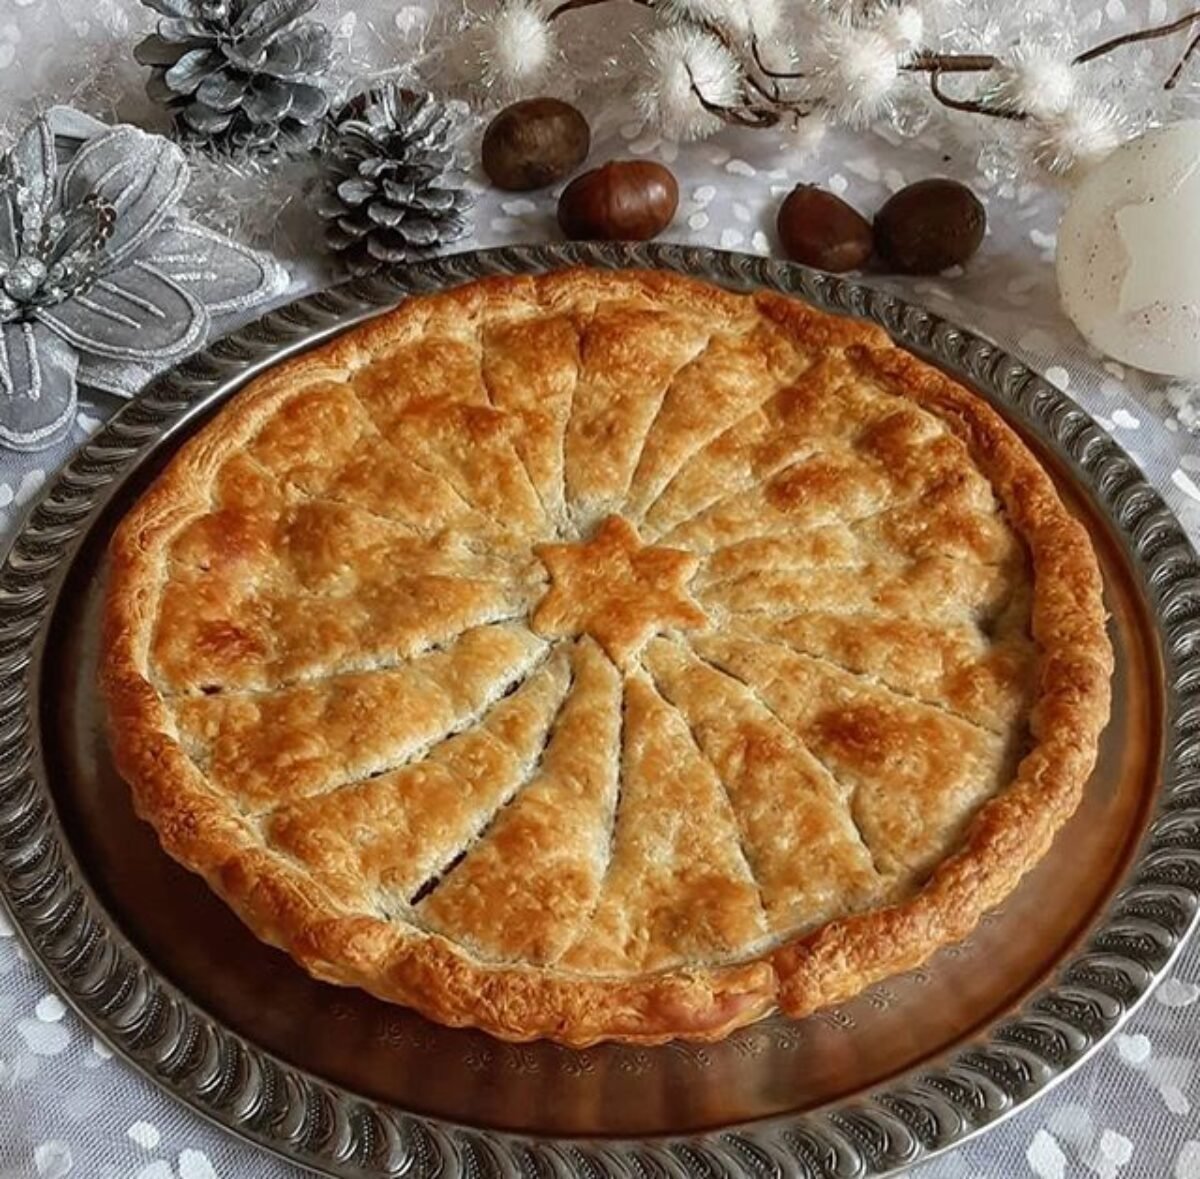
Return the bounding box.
[532,515,707,666]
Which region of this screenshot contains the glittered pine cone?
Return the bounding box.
[135,0,332,158]
[318,86,474,276]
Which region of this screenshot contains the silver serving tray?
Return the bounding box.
[1,243,1198,1179]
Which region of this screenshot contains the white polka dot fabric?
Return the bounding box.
[1,2,1200,1177]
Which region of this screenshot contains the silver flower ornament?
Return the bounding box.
[0,107,286,452]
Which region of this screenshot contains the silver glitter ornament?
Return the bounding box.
[319,86,473,276]
[135,0,333,159]
[0,107,286,453]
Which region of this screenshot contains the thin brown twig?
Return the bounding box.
[547,0,603,17]
[740,61,782,105]
[1166,28,1200,88]
[686,66,781,127]
[749,35,804,79]
[751,36,798,80]
[748,45,999,80]
[706,99,782,127]
[546,0,1200,120]
[904,53,999,73]
[1073,6,1200,64]
[927,71,1026,121]
[548,0,647,19]
[704,23,780,102]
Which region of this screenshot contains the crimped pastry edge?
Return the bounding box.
[101,267,1112,1046]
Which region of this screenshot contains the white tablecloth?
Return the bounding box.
[2,2,1199,1177]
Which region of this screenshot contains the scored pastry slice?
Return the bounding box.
[480,310,581,523]
[562,301,714,520]
[560,671,770,975]
[265,649,572,915]
[172,624,547,810]
[636,351,888,534]
[243,382,507,543]
[642,638,886,932]
[689,635,1014,881]
[417,638,623,964]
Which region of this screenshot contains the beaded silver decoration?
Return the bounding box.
[0,107,287,453]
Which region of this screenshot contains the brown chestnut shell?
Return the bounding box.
[557,160,679,242]
[482,98,591,192]
[874,178,987,275]
[776,185,874,273]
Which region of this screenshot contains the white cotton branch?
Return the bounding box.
[993,46,1076,119]
[636,25,744,141]
[656,0,780,39]
[753,39,796,76]
[807,19,902,128]
[479,0,556,90]
[741,0,792,72]
[1032,95,1125,176]
[657,0,750,35]
[877,5,924,56]
[789,111,830,156]
[743,0,782,38]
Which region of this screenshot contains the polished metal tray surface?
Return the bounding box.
[1,243,1199,1179]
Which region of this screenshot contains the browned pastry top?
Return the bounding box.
[102,268,1112,1045]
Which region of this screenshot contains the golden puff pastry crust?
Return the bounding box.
[102,267,1113,1046]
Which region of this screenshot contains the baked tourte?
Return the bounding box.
[102,267,1113,1046]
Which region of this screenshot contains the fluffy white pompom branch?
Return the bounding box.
[451,0,1200,183]
[993,46,1076,119]
[1033,95,1125,175]
[742,0,782,38]
[657,0,747,32]
[808,19,901,128]
[479,0,556,90]
[877,5,924,56]
[636,25,743,141]
[656,0,780,42]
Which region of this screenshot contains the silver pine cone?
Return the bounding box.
[319,87,473,276]
[135,0,332,158]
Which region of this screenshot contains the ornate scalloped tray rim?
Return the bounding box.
[2,243,1199,1179]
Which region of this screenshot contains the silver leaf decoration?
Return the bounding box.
[44,107,110,154]
[9,119,56,226]
[0,322,78,452]
[0,189,18,266]
[0,107,288,450]
[75,355,157,401]
[36,262,206,362]
[148,223,288,316]
[61,127,188,269]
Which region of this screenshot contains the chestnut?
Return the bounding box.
[875,178,986,274]
[556,160,678,241]
[482,98,590,192]
[776,185,874,273]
